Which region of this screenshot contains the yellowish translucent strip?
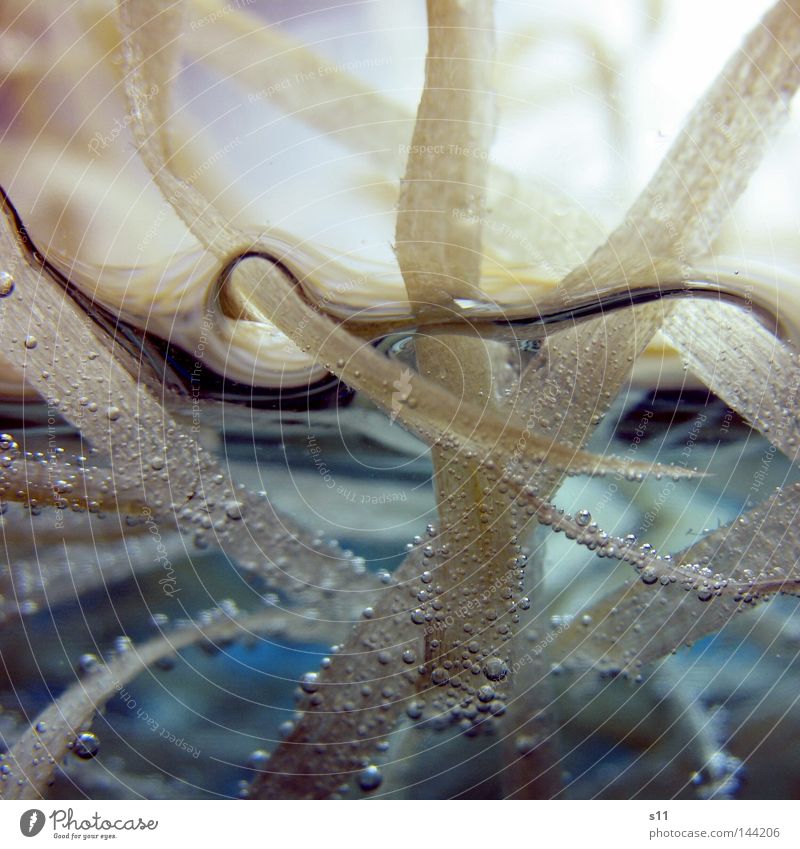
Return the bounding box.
[115,0,688,480]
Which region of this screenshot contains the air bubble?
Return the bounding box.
[114,635,132,653]
[483,657,508,681]
[431,667,449,685]
[358,765,383,792]
[477,685,495,703]
[77,653,100,674]
[225,501,244,520]
[72,731,100,760]
[406,701,424,720]
[0,271,14,297]
[300,672,319,694]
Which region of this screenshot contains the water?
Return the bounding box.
[0,385,798,799]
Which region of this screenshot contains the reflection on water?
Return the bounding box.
[1,384,798,799]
